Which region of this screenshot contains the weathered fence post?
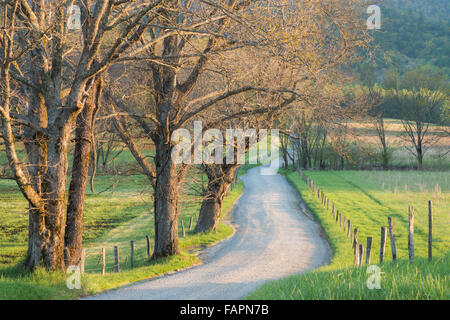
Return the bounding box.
[339,212,342,228]
[336,210,339,223]
[343,216,347,232]
[408,206,415,263]
[359,244,364,265]
[388,217,397,261]
[332,203,335,219]
[80,248,86,275]
[366,237,372,265]
[146,235,151,258]
[428,200,433,261]
[347,220,351,237]
[327,198,329,210]
[114,246,119,272]
[380,227,387,263]
[182,219,186,238]
[130,240,134,269]
[189,216,193,231]
[349,223,353,243]
[353,228,358,249]
[354,241,359,266]
[101,248,106,276]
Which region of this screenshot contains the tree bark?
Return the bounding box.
[152,138,182,258]
[64,77,102,267]
[24,128,71,271]
[195,164,237,233]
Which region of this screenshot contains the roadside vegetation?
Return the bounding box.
[246,168,449,300]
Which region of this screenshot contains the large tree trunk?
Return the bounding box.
[64,77,101,267]
[152,139,181,259]
[21,74,89,271]
[195,165,237,233]
[24,130,71,271]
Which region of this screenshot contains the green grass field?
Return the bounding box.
[0,163,252,299]
[246,169,449,300]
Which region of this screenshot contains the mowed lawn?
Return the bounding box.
[247,169,449,300]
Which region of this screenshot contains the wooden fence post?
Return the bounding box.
[327,198,329,210]
[359,244,364,265]
[354,241,359,266]
[80,248,86,275]
[339,212,342,228]
[114,246,119,272]
[408,206,415,263]
[366,237,372,265]
[182,219,186,238]
[343,216,347,232]
[189,216,193,231]
[146,235,151,258]
[388,217,397,261]
[335,210,339,223]
[347,220,351,237]
[353,228,358,249]
[101,248,106,276]
[130,240,134,269]
[380,227,387,263]
[349,223,353,243]
[428,200,433,261]
[332,203,335,219]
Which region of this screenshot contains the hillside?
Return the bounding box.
[364,1,450,76]
[389,0,450,21]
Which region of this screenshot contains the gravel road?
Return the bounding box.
[85,159,331,300]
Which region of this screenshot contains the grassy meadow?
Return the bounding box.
[246,168,449,300]
[346,119,450,170]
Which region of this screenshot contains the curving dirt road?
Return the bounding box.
[85,159,331,300]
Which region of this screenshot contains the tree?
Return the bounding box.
[194,95,294,233]
[0,0,162,271]
[384,66,448,168]
[64,72,103,266]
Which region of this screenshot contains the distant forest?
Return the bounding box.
[389,0,450,21]
[373,2,450,74]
